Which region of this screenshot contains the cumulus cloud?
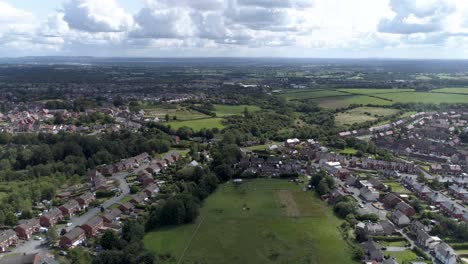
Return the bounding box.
[62,0,133,32]
[378,0,456,34]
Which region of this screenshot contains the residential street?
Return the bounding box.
[4,169,134,256]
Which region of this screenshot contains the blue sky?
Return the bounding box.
[0,0,467,58]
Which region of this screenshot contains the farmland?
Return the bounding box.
[144,179,356,264]
[336,88,414,95]
[432,87,468,94]
[166,117,225,131]
[213,104,261,117]
[278,89,349,100]
[335,107,400,126]
[142,105,210,121]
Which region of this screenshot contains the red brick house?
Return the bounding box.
[143,184,159,197]
[118,202,135,215]
[40,208,63,227]
[81,216,104,237]
[59,200,81,217]
[102,208,122,223]
[15,219,40,240]
[382,193,402,208]
[138,172,154,186]
[395,201,416,217]
[0,229,18,252]
[75,192,95,209]
[129,193,148,205]
[59,227,86,249]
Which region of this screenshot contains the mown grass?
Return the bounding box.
[166,118,225,131]
[432,87,468,94]
[144,179,357,264]
[213,104,261,117]
[335,107,400,126]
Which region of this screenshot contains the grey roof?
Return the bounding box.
[63,227,85,241]
[83,216,103,228]
[382,259,399,264]
[0,229,17,242]
[434,242,456,258]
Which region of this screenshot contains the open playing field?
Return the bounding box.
[166,118,225,131]
[335,107,400,126]
[213,104,261,117]
[144,179,357,264]
[143,105,210,121]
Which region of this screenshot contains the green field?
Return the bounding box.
[432,87,468,94]
[335,107,400,126]
[144,179,356,264]
[166,118,225,131]
[143,105,210,121]
[385,249,422,264]
[318,95,393,109]
[382,181,411,194]
[337,88,414,95]
[213,104,261,117]
[278,89,349,100]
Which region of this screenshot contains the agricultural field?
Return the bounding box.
[335,107,400,126]
[379,92,468,104]
[144,179,357,264]
[317,95,393,109]
[432,87,468,94]
[337,88,414,95]
[278,89,349,101]
[166,118,225,131]
[213,104,261,117]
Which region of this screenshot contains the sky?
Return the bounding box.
[1,0,468,58]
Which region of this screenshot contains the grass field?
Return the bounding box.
[213,104,261,117]
[144,179,357,264]
[432,87,468,94]
[335,107,400,126]
[143,105,210,121]
[317,95,393,109]
[166,118,225,131]
[385,249,422,264]
[382,181,411,194]
[337,88,414,94]
[278,89,349,100]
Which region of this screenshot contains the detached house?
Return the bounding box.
[40,208,63,227]
[75,192,95,209]
[360,240,383,262]
[382,193,402,208]
[143,184,159,197]
[15,219,40,240]
[102,208,122,223]
[59,200,81,217]
[118,202,135,215]
[0,229,18,252]
[81,216,104,237]
[59,227,86,249]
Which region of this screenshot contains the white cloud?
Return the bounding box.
[62,0,133,32]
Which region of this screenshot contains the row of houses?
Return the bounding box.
[402,177,468,222]
[0,191,97,253]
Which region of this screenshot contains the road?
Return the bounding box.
[5,168,135,256]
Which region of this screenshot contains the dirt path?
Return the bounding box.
[277,190,300,217]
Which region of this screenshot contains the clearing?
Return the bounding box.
[144,179,357,264]
[335,107,400,126]
[213,104,261,117]
[166,118,225,131]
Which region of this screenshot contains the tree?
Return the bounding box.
[165,114,170,122]
[46,226,58,244]
[100,230,119,250]
[317,179,330,196]
[4,212,17,226]
[122,221,145,242]
[417,173,426,183]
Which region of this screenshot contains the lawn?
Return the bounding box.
[335,107,400,126]
[144,179,357,264]
[384,249,424,264]
[382,181,411,194]
[278,89,349,100]
[338,148,358,155]
[213,104,261,117]
[166,118,225,131]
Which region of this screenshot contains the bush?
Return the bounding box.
[371,235,406,242]
[96,190,114,198]
[413,246,431,260]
